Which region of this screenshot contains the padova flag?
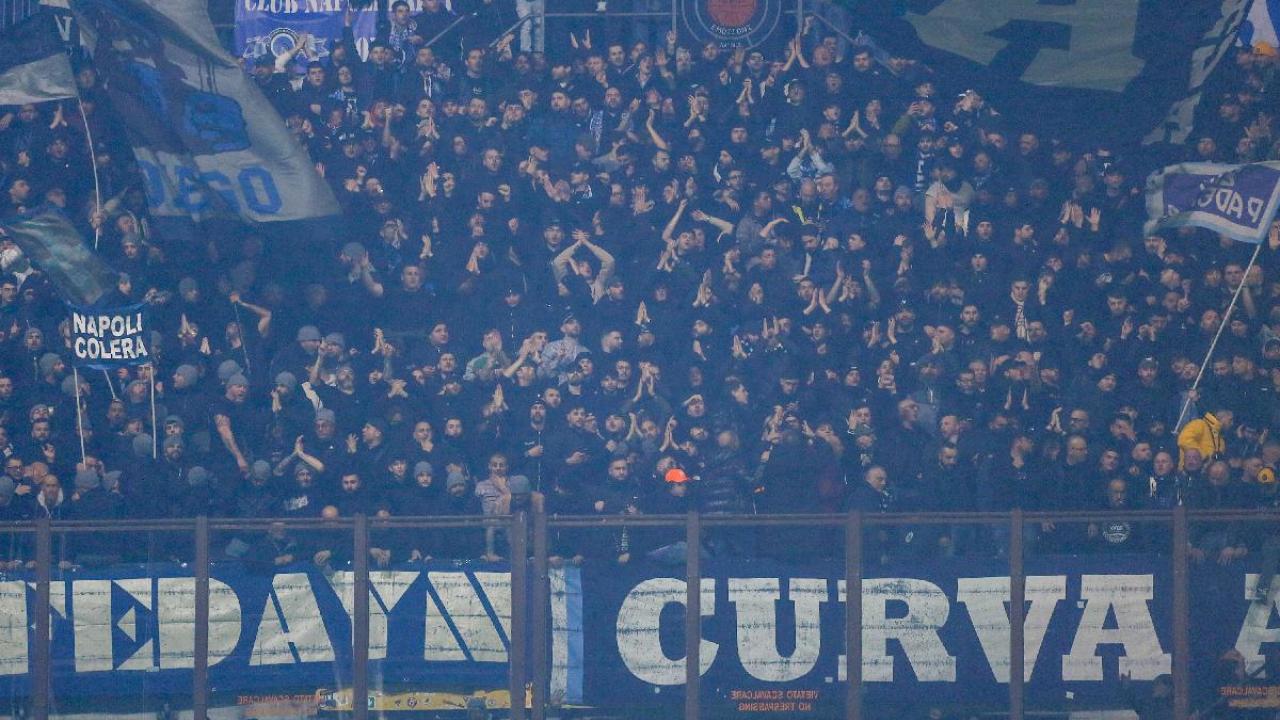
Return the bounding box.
[1144,161,1280,244]
[70,0,339,226]
[0,11,77,105]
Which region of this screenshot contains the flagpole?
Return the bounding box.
[1173,241,1264,431]
[231,299,252,375]
[77,97,104,250]
[148,364,158,459]
[102,369,117,401]
[72,367,86,464]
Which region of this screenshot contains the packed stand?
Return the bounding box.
[1,1,1280,570]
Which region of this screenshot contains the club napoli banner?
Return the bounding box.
[1,554,1277,712]
[236,0,380,71]
[67,302,151,369]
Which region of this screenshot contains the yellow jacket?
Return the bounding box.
[1177,413,1224,467]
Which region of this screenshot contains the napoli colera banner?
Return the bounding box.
[1145,161,1280,243]
[67,302,150,369]
[70,0,340,225]
[236,1,379,71]
[1,556,1277,715]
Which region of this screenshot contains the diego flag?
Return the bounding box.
[70,0,339,228]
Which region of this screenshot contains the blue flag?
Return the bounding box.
[1144,161,1280,244]
[0,208,118,306]
[70,0,339,228]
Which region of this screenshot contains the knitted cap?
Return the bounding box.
[132,433,153,458]
[251,460,272,481]
[74,467,101,492]
[187,466,210,487]
[173,364,199,385]
[216,359,243,383]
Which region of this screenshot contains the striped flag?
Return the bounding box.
[0,208,119,306]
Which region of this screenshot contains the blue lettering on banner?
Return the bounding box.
[136,159,283,218]
[240,167,284,214]
[181,91,251,154]
[0,554,1273,713]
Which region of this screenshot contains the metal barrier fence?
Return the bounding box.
[8,507,1278,719]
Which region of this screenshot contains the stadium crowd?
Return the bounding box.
[2,1,1280,571]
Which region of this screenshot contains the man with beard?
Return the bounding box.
[211,374,259,481]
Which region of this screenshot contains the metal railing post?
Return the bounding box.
[422,13,470,52]
[33,517,51,720]
[807,13,860,50]
[685,511,702,720]
[530,509,549,720]
[193,516,210,720]
[671,0,678,36]
[509,511,529,720]
[1173,506,1190,720]
[845,511,862,720]
[1009,509,1025,720]
[353,514,370,720]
